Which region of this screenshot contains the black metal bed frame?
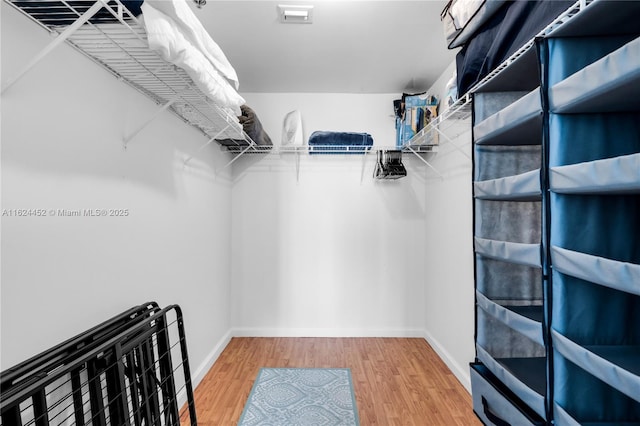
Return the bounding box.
[0,303,197,426]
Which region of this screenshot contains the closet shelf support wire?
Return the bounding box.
[223,136,259,169]
[431,122,471,160]
[1,0,107,94]
[406,146,444,179]
[123,87,190,147]
[184,123,233,165]
[360,147,368,184]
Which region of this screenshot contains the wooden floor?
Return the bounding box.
[181,337,481,425]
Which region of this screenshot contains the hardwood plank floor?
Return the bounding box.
[181,337,481,425]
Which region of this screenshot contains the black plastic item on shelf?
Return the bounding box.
[217,104,273,149]
[374,150,407,180]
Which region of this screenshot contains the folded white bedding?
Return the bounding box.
[141,1,244,116]
[143,0,239,90]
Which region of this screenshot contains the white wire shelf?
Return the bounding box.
[221,144,438,155]
[404,0,596,150]
[399,0,598,164]
[3,0,597,170]
[3,0,250,147]
[470,0,595,94]
[403,92,472,148]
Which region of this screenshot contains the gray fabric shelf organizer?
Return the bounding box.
[474,88,543,146]
[470,2,640,424]
[472,41,548,424]
[474,168,541,201]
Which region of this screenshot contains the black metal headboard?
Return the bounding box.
[0,303,198,426]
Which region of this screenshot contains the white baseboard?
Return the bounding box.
[231,327,426,338]
[192,329,233,387]
[422,329,471,393]
[178,329,232,410]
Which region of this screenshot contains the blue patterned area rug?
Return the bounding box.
[238,368,360,426]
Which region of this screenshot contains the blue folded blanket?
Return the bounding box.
[308,131,373,154]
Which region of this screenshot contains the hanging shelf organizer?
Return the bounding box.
[469,0,640,424]
[2,0,255,152]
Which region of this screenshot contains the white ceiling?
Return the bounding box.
[193,0,457,94]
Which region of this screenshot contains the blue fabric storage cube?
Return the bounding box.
[553,348,640,423]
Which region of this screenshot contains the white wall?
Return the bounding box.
[1,3,233,382]
[421,62,476,391]
[1,1,475,394]
[230,93,427,336]
[233,84,475,389]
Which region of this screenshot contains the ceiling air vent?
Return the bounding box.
[278,4,314,24]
